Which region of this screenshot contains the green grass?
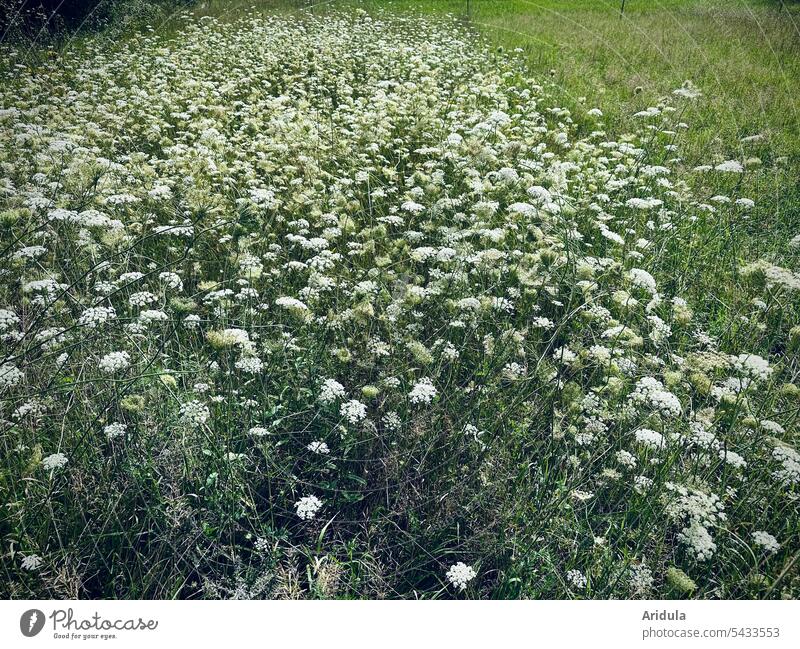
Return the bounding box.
[351,2,799,184]
[307,0,800,342]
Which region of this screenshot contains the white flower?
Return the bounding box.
[626,197,663,210]
[139,309,168,323]
[552,346,576,365]
[715,160,744,173]
[275,296,310,314]
[78,306,117,328]
[13,245,47,260]
[566,569,587,589]
[752,531,780,555]
[733,353,772,381]
[99,351,131,374]
[629,377,681,417]
[635,428,665,451]
[382,411,401,431]
[628,268,658,294]
[128,291,157,307]
[628,563,654,596]
[0,308,20,331]
[0,363,24,391]
[633,475,654,494]
[235,356,263,374]
[307,441,330,454]
[772,444,800,486]
[719,449,746,469]
[158,271,183,291]
[678,519,717,561]
[180,400,210,426]
[104,422,127,440]
[760,420,785,435]
[318,378,347,404]
[408,377,437,405]
[673,81,702,99]
[340,399,368,424]
[248,426,269,437]
[571,489,595,502]
[42,452,68,470]
[456,297,481,311]
[294,495,322,520]
[401,200,425,213]
[250,187,277,208]
[446,562,476,591]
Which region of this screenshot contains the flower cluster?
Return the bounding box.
[446,562,477,591]
[295,495,323,521]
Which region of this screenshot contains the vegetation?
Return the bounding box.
[0,1,798,599]
[0,0,196,41]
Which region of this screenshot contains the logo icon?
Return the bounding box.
[20,609,45,637]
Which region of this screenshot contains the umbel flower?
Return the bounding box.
[98,351,131,374]
[42,453,68,470]
[295,495,323,520]
[446,562,476,591]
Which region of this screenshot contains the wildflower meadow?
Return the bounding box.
[1,0,798,600]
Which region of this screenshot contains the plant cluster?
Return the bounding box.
[0,9,798,599]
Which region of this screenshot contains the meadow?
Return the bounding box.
[0,0,798,599]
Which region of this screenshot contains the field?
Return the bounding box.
[0,0,798,599]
